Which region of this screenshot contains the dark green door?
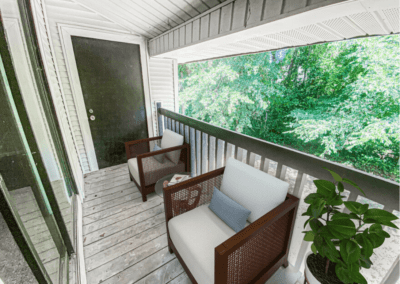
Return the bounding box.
[71,37,149,169]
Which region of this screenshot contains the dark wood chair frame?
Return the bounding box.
[125,136,190,202]
[163,167,299,284]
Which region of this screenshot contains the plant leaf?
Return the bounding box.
[304,231,315,242]
[369,223,383,234]
[359,255,373,269]
[342,178,365,196]
[311,243,317,254]
[326,195,343,206]
[349,213,361,220]
[350,271,368,284]
[331,213,351,221]
[355,234,373,257]
[318,226,336,239]
[359,203,369,214]
[304,218,311,229]
[314,180,336,198]
[379,221,399,229]
[335,263,352,283]
[304,193,323,204]
[366,233,385,249]
[324,168,342,182]
[344,201,364,214]
[340,239,361,264]
[327,219,356,238]
[364,209,399,223]
[337,181,344,192]
[311,199,326,218]
[309,218,323,234]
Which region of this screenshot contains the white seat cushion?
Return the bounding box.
[128,158,140,185]
[220,158,289,223]
[128,156,185,186]
[169,204,249,284]
[161,129,184,164]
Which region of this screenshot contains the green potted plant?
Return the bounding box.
[302,169,399,284]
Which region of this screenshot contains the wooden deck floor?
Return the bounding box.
[82,163,191,284]
[82,163,301,284]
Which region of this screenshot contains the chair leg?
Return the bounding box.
[168,245,173,254]
[129,174,133,181]
[282,259,289,268]
[142,194,147,202]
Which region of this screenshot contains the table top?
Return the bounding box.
[155,172,191,197]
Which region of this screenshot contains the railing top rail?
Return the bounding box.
[159,108,399,212]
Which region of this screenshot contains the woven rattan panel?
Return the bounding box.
[170,174,223,218]
[226,212,290,283]
[142,156,185,186]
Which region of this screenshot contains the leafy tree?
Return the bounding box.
[178,35,400,181]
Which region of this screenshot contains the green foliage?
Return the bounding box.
[302,169,399,284]
[178,35,400,181]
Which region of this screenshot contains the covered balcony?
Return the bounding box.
[0,0,398,284]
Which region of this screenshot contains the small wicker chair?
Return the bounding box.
[125,133,190,202]
[163,158,299,284]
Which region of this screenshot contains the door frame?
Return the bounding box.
[59,24,154,172]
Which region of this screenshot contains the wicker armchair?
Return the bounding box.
[125,136,190,202]
[163,162,299,284]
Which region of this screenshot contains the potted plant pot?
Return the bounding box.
[304,252,345,284]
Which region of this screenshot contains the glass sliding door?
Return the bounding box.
[0,15,70,284]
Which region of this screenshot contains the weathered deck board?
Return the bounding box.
[84,182,134,201]
[83,213,166,258]
[82,191,142,216]
[83,197,163,235]
[82,192,160,225]
[83,185,138,208]
[101,247,175,284]
[86,229,168,282]
[169,272,192,284]
[83,204,164,245]
[82,164,190,284]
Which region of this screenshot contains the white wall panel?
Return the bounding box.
[148,58,177,136]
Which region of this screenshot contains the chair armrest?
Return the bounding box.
[137,143,188,159]
[163,168,225,223]
[214,194,299,283]
[125,136,162,160]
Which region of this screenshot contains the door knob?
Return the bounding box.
[90,115,95,121]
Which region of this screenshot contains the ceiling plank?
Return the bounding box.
[71,0,156,37]
[110,0,168,34]
[154,0,192,22]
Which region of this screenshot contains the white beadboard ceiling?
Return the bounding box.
[70,0,228,38]
[149,0,400,63]
[69,0,399,63]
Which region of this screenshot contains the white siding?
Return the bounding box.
[39,0,133,174]
[29,0,85,193]
[148,58,177,136]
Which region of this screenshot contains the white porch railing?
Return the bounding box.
[157,103,399,284]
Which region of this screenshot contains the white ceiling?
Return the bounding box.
[70,0,399,63]
[71,0,228,38]
[155,0,400,63]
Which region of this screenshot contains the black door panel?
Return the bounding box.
[71,37,148,169]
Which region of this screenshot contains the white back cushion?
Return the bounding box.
[220,158,289,223]
[161,129,184,164]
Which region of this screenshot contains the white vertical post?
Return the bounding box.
[202,133,208,174]
[156,102,163,137]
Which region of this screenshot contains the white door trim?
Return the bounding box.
[58,24,154,172]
